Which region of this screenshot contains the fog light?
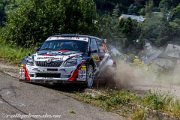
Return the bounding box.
[19,72,25,80]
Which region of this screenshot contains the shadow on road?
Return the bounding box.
[30,83,86,93]
[28,78,120,93]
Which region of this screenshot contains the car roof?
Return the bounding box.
[47,34,103,42]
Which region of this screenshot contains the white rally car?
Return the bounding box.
[19,34,116,88]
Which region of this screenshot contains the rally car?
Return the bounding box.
[19,34,116,88]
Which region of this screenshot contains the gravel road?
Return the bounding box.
[0,63,125,120]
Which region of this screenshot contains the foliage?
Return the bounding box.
[75,89,180,119]
[0,0,179,51]
[97,14,124,47]
[98,13,142,49]
[130,108,147,120]
[144,0,154,17]
[0,0,13,26]
[138,0,180,47]
[143,91,180,117]
[172,3,180,19]
[97,0,180,48]
[77,90,137,110]
[143,91,166,110]
[119,18,142,48]
[0,0,24,26]
[0,37,32,63]
[94,0,134,14]
[1,0,97,47]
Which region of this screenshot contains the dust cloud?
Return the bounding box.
[106,60,180,94]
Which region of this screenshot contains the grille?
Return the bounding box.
[36,73,61,78]
[35,61,62,67]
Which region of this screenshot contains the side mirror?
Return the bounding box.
[34,47,40,51]
[91,49,98,53]
[88,47,97,56]
[34,43,43,51]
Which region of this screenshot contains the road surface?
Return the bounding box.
[0,63,124,120]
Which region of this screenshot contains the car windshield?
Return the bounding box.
[39,40,88,53]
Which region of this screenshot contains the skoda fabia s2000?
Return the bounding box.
[19,34,116,88]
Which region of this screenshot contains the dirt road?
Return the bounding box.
[0,63,124,120]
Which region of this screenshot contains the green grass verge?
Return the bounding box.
[73,89,180,120]
[0,39,33,64]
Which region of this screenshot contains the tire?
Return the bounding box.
[86,65,94,88]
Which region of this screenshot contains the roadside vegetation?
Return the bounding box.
[72,89,180,120]
[0,38,32,64]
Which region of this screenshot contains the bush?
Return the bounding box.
[1,0,97,47]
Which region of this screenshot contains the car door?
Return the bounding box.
[96,40,110,70]
[90,38,100,69]
[97,40,105,61]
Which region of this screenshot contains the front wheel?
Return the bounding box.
[86,65,94,88]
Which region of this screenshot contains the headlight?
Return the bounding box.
[64,59,78,67]
[26,57,34,66]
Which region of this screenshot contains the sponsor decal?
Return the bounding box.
[47,37,89,42]
[68,61,86,81]
[92,55,100,61]
[59,50,69,52]
[81,65,86,70]
[23,65,30,81]
[37,57,63,60]
[43,54,52,56]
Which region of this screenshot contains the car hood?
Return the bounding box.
[33,50,84,61]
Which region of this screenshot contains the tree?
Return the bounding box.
[60,0,97,34]
[159,0,172,12]
[145,0,154,17]
[172,3,180,19]
[94,0,134,14]
[128,4,138,14]
[0,0,11,26]
[0,0,21,26]
[97,14,128,49]
[159,0,180,12]
[1,0,97,47]
[119,18,141,48]
[140,1,180,47]
[112,4,119,17]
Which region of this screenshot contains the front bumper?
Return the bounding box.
[19,64,87,83]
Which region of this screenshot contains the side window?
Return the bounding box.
[97,40,108,53]
[97,41,104,53]
[90,39,98,51]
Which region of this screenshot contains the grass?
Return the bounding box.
[142,91,180,117]
[0,39,33,64]
[73,89,180,120]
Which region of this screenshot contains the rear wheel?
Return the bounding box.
[86,65,94,88]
